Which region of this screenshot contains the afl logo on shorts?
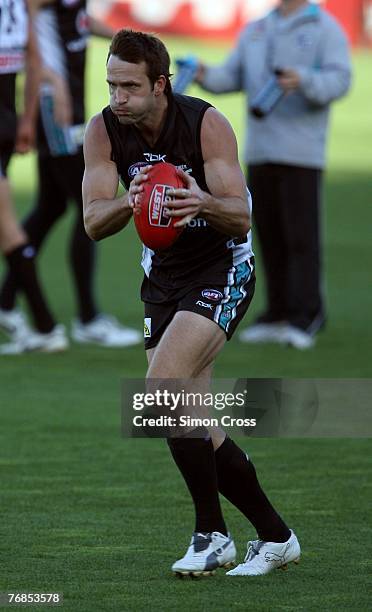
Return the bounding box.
[202,289,223,302]
[149,185,171,228]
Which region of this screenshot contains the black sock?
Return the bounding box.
[215,437,290,543]
[167,428,228,535]
[5,244,55,333]
[0,269,17,311]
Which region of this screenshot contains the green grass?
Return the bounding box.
[0,39,372,611]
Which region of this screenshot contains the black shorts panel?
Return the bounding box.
[143,259,255,350]
[0,74,17,176]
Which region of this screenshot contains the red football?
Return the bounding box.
[133,162,186,250]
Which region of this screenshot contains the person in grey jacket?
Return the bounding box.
[193,0,352,349]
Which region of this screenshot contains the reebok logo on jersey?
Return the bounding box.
[149,185,172,227]
[144,153,167,162]
[144,318,151,338]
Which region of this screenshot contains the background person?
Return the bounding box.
[0,0,67,354]
[192,0,352,349]
[0,0,141,348]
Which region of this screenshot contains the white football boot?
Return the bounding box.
[226,530,300,576]
[71,314,141,347]
[172,532,236,577]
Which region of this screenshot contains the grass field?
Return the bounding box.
[0,38,372,611]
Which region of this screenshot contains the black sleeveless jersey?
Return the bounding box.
[102,93,252,298]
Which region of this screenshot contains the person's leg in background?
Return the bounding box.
[0,151,68,354]
[240,164,289,344]
[37,151,99,325]
[279,165,325,348]
[58,150,141,347]
[1,150,141,347]
[0,153,69,312]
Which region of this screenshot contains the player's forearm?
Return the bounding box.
[201,195,250,237]
[84,194,132,241]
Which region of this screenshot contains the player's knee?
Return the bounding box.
[146,359,190,379]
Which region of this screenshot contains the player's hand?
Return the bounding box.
[277,69,301,92]
[195,62,206,83]
[128,165,153,211]
[15,115,35,153]
[165,168,206,228]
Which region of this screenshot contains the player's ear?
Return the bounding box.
[154,76,166,96]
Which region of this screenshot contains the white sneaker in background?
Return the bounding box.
[71,314,141,347]
[280,325,315,350]
[0,307,29,337]
[226,530,300,576]
[239,322,287,344]
[172,532,236,577]
[0,324,69,355]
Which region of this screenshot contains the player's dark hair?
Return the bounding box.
[107,29,172,95]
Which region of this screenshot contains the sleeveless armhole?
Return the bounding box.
[195,103,211,154]
[102,106,116,163]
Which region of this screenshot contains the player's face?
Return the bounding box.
[107,55,159,125]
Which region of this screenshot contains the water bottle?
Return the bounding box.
[249,70,285,119]
[173,55,199,94]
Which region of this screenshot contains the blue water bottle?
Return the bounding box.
[250,70,285,119]
[173,55,199,94]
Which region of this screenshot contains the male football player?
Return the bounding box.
[83,29,300,577]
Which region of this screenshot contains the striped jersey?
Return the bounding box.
[0,0,28,75]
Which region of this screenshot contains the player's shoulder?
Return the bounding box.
[173,92,213,113]
[202,106,232,131]
[200,107,238,157]
[84,111,111,158]
[172,93,233,137]
[85,111,108,140]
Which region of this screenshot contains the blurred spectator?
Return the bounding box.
[0,0,141,348]
[194,0,352,349]
[0,0,68,354]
